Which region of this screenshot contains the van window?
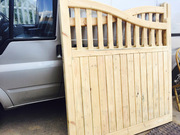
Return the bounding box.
[13,0,56,39]
[0,0,9,45]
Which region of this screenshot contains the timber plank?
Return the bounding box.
[105,55,116,132]
[113,55,123,130]
[158,52,165,116]
[134,53,142,124]
[140,53,148,122]
[152,52,159,118]
[80,57,93,135]
[120,55,130,128]
[97,56,109,134]
[89,57,101,135]
[72,58,84,135]
[147,53,154,120]
[127,54,136,126]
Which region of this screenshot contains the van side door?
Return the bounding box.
[0,0,64,106]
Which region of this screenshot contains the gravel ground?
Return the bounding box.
[0,99,67,135]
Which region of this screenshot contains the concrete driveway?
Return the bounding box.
[0,98,180,135]
[0,99,67,135]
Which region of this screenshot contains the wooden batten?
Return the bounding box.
[149,29,155,46]
[134,25,140,47]
[107,14,114,49]
[142,28,148,47]
[86,9,93,49]
[97,11,104,49]
[149,13,152,21]
[125,22,131,48]
[74,8,82,49]
[117,18,123,48]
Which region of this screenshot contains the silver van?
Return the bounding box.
[0,0,64,110]
[0,0,180,110]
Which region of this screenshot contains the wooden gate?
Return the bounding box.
[59,0,172,134]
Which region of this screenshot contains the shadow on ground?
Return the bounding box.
[0,99,67,135]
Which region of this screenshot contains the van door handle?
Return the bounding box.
[56,44,62,59]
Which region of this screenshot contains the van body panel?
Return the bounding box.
[0,88,13,109]
[0,39,64,108]
[7,83,64,105]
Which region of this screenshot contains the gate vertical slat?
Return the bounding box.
[134,25,140,47]
[156,13,160,22]
[97,11,104,49]
[75,8,82,49]
[117,18,123,48]
[125,22,131,48]
[149,13,152,21]
[107,14,114,49]
[157,30,163,46]
[149,29,155,46]
[86,9,93,50]
[142,28,148,47]
[141,13,145,20]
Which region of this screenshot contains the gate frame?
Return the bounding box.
[59,0,172,134]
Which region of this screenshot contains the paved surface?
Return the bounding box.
[0,99,67,135]
[0,98,180,135]
[138,98,180,135]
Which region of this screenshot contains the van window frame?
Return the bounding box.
[0,0,57,55]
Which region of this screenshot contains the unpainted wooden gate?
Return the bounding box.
[59,0,172,134]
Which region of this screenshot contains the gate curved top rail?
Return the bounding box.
[68,0,168,30]
[125,6,165,15]
[125,3,169,23]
